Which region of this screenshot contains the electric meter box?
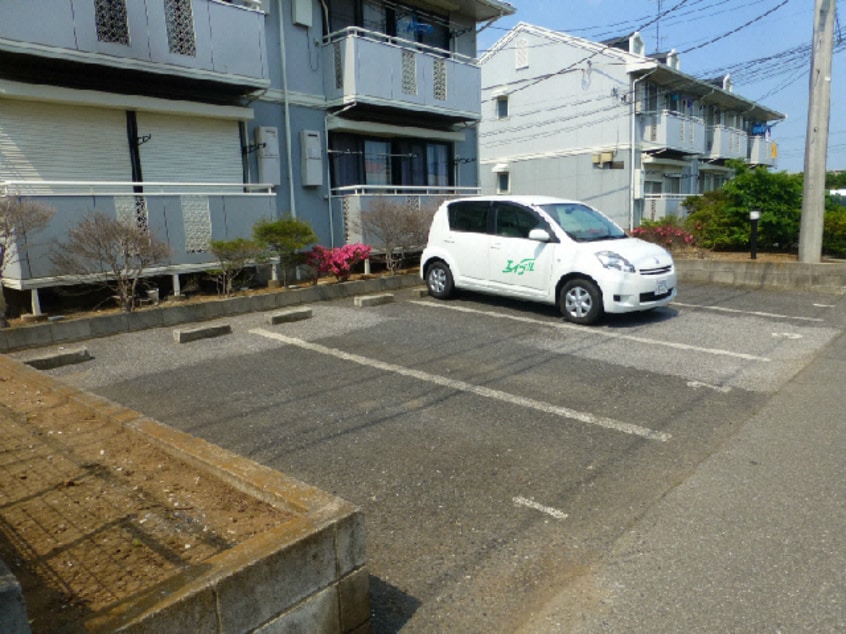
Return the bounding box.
[255,126,281,186]
[300,129,323,187]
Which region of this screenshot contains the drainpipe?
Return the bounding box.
[324,113,334,247]
[278,0,297,218]
[629,69,656,231]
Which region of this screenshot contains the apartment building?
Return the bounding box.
[0,0,514,316]
[256,0,515,246]
[478,23,785,229]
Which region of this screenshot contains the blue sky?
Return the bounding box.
[477,0,845,173]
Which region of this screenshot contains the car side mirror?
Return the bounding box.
[528,228,552,242]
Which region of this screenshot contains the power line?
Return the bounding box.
[679,0,792,53]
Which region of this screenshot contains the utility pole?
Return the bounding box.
[798,0,836,263]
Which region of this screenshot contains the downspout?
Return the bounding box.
[324,112,334,247]
[320,0,333,245]
[629,69,656,231]
[278,0,297,217]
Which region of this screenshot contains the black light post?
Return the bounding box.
[749,209,761,260]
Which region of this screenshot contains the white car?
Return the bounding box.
[420,196,676,325]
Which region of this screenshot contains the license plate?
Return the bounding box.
[655,280,668,295]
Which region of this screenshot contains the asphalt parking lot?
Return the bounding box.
[24,282,846,632]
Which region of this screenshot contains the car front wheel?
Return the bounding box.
[559,278,602,324]
[426,261,454,299]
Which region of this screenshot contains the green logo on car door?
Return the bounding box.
[502,258,536,275]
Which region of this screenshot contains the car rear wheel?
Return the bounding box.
[559,278,602,324]
[426,262,454,299]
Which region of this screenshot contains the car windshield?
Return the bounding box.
[538,203,627,242]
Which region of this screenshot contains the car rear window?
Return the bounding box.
[447,201,489,233]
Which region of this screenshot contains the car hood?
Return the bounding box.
[587,237,674,269]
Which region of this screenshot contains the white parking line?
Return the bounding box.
[687,381,733,393]
[249,328,671,442]
[410,301,771,362]
[673,301,824,322]
[513,497,569,520]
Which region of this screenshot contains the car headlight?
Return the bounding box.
[596,251,635,273]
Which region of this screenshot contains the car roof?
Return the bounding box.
[445,195,584,206]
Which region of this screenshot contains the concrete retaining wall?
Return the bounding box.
[0,558,30,634]
[0,275,424,353]
[0,357,369,634]
[675,259,846,294]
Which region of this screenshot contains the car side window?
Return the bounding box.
[493,203,546,239]
[447,201,489,233]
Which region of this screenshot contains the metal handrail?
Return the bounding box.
[2,180,275,196]
[331,185,480,196]
[323,26,478,66]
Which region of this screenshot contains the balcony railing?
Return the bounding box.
[0,0,268,87]
[332,185,480,244]
[643,194,688,221]
[2,180,275,289]
[323,28,481,120]
[639,110,706,155]
[748,135,776,167]
[706,125,748,161]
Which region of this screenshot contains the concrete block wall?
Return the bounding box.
[0,559,30,634]
[674,260,846,293]
[0,275,425,353]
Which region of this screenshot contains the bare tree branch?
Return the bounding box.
[0,196,55,326]
[51,212,170,312]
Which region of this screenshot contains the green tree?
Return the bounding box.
[208,237,265,296]
[825,170,846,189]
[252,217,317,287]
[684,161,803,251]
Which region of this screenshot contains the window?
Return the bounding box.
[364,140,391,185]
[95,0,129,45]
[447,201,489,233]
[427,143,449,186]
[165,0,196,56]
[497,171,510,194]
[494,203,541,239]
[328,0,450,51]
[330,134,452,189]
[496,96,509,119]
[362,0,386,32]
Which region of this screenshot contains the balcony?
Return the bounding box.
[332,185,480,244]
[1,180,275,289]
[0,0,268,88]
[706,125,748,162]
[639,111,706,155]
[323,28,482,121]
[643,194,689,222]
[748,135,777,167]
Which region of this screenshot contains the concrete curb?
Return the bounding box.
[0,558,30,634]
[0,355,370,634]
[0,274,425,353]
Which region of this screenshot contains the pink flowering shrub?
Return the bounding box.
[630,218,696,252]
[305,243,371,282]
